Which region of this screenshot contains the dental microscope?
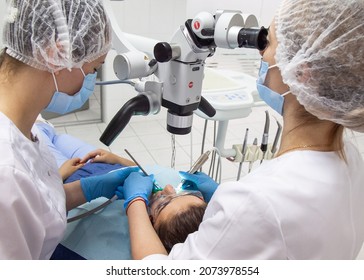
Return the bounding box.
[100,1,268,146]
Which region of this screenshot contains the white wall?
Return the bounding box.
[109,0,187,41]
[0,0,281,48]
[101,0,188,123]
[186,0,281,27]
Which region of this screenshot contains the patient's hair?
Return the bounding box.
[155,204,207,252]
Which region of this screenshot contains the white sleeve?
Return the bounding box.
[0,166,46,259]
[146,182,287,260]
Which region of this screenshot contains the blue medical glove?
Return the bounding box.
[179,171,219,202]
[80,166,139,202]
[117,172,154,210]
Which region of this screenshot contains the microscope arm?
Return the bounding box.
[103,0,157,80]
[100,95,150,146]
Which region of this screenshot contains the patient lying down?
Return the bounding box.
[34,117,206,256]
[60,150,207,253]
[148,185,207,252]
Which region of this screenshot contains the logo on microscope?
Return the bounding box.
[193,21,200,30]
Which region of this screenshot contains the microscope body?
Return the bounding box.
[100,3,267,145]
[154,25,215,134]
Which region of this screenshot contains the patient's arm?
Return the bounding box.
[59,149,135,182]
[59,158,84,181]
[80,149,136,166]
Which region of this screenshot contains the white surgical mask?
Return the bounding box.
[256,60,290,115]
[45,68,97,115]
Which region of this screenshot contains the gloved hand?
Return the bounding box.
[116,172,154,210]
[80,166,139,202]
[179,171,219,203]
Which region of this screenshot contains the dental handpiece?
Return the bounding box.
[124,149,163,193]
[260,110,270,164]
[248,137,258,173]
[188,150,211,174]
[176,150,211,192]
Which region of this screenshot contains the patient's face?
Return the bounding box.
[149,185,205,229]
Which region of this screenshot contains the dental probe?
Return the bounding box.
[124,149,163,193]
[260,110,270,164]
[237,128,249,180]
[271,118,282,157]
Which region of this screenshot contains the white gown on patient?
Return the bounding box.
[146,141,364,259]
[0,113,66,259]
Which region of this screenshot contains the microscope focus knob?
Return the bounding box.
[154,42,181,63]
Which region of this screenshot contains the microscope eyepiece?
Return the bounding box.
[238,26,268,51]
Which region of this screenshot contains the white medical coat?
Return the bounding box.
[0,113,66,259]
[146,141,364,259]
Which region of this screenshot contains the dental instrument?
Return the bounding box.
[177,150,212,192]
[67,194,118,223]
[124,149,164,193]
[248,138,258,173]
[271,118,282,157]
[189,150,211,174]
[208,121,218,178]
[237,128,249,180]
[260,110,270,164]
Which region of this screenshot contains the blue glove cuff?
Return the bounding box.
[123,193,149,210]
[80,177,93,202]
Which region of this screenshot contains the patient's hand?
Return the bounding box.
[59,158,84,181]
[80,149,136,166]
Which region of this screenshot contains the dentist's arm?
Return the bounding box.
[64,166,139,211]
[118,172,167,259]
[127,199,167,259]
[64,180,87,211]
